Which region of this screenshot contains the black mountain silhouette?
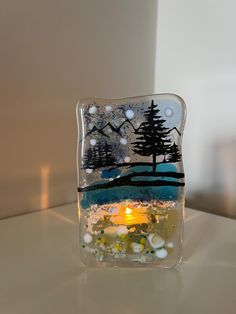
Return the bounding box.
[84,120,181,141]
[84,119,136,139]
[165,127,181,136]
[86,126,109,138]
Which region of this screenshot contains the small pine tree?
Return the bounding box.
[167,143,181,163]
[82,147,97,169]
[95,143,115,167]
[103,142,115,165]
[83,142,115,169]
[132,100,171,172]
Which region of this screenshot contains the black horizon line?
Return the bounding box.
[78,180,185,192]
[82,161,182,171]
[100,171,185,179]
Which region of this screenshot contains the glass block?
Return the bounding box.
[77,94,186,267]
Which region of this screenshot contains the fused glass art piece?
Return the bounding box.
[77,94,186,267]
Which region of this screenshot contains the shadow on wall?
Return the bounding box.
[155,0,236,218]
[187,138,236,219]
[0,0,158,218]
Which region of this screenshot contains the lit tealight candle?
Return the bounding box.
[110,203,149,225]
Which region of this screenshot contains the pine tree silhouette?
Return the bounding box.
[82,147,97,169]
[167,143,182,162]
[132,100,171,172]
[83,142,115,169]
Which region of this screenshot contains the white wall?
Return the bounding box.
[155,0,236,195]
[0,0,158,218]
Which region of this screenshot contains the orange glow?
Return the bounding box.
[110,203,148,225]
[40,165,50,209]
[49,210,76,225]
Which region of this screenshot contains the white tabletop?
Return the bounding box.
[0,204,235,314]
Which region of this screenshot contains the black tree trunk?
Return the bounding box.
[152,154,156,172]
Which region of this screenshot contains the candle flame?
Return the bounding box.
[110,203,148,225]
[125,207,132,215]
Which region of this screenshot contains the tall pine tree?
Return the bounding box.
[132,100,171,172]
